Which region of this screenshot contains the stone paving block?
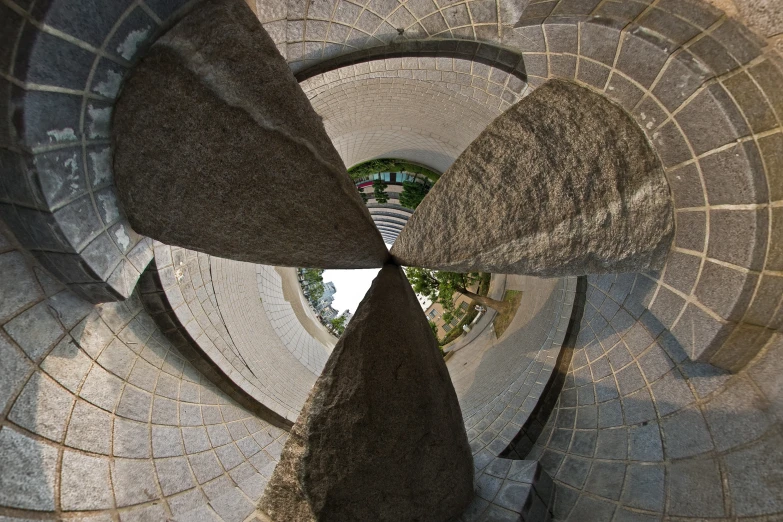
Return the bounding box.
[725,433,783,517]
[0,335,34,412]
[569,493,616,521]
[216,442,246,471]
[156,456,196,496]
[598,399,623,428]
[113,417,151,458]
[152,396,179,426]
[9,371,74,442]
[662,404,713,458]
[180,403,204,426]
[152,425,185,458]
[0,427,59,511]
[4,300,64,361]
[40,336,91,393]
[120,503,168,522]
[703,378,772,452]
[676,84,750,156]
[695,261,757,322]
[622,463,665,511]
[183,426,212,454]
[584,460,625,500]
[557,455,590,489]
[168,487,210,517]
[112,458,159,507]
[60,451,113,510]
[189,450,225,484]
[623,387,657,426]
[668,457,725,517]
[210,486,255,522]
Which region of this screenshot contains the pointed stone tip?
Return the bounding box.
[383,79,674,277]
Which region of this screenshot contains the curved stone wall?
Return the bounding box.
[0,226,286,521]
[0,0,203,302]
[302,56,525,172]
[450,277,577,461]
[144,244,325,423]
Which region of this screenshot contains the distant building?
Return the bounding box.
[423,282,479,336]
[337,309,353,325]
[315,281,337,312]
[321,306,339,321]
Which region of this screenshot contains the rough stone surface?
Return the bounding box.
[392,80,674,276]
[112,0,388,268]
[259,264,473,522]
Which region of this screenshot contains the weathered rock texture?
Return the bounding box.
[391,80,674,276]
[259,264,473,522]
[112,0,388,268]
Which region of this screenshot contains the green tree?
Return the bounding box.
[330,316,346,336]
[399,180,430,209]
[302,268,325,302]
[373,179,389,204]
[429,320,439,340]
[404,267,509,314]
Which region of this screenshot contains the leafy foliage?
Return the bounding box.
[429,320,439,339]
[405,268,480,316]
[302,268,325,302]
[330,316,346,335]
[399,180,430,209]
[347,158,441,183]
[373,179,389,204]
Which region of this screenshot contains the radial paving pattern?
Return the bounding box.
[1,0,783,520]
[0,227,287,522]
[529,273,783,520]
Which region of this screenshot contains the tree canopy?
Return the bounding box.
[399,180,430,209]
[302,268,325,302]
[347,158,441,183]
[404,267,508,313]
[330,316,346,335]
[373,179,389,204]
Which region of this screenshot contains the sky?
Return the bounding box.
[322,268,381,315]
[322,243,432,314]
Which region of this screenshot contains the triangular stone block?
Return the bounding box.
[391,80,674,276]
[259,264,473,521]
[112,0,389,268]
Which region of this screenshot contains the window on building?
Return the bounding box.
[456,301,468,318]
[443,323,452,333]
[427,309,437,320]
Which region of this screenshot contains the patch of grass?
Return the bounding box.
[476,272,491,297]
[493,290,523,339]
